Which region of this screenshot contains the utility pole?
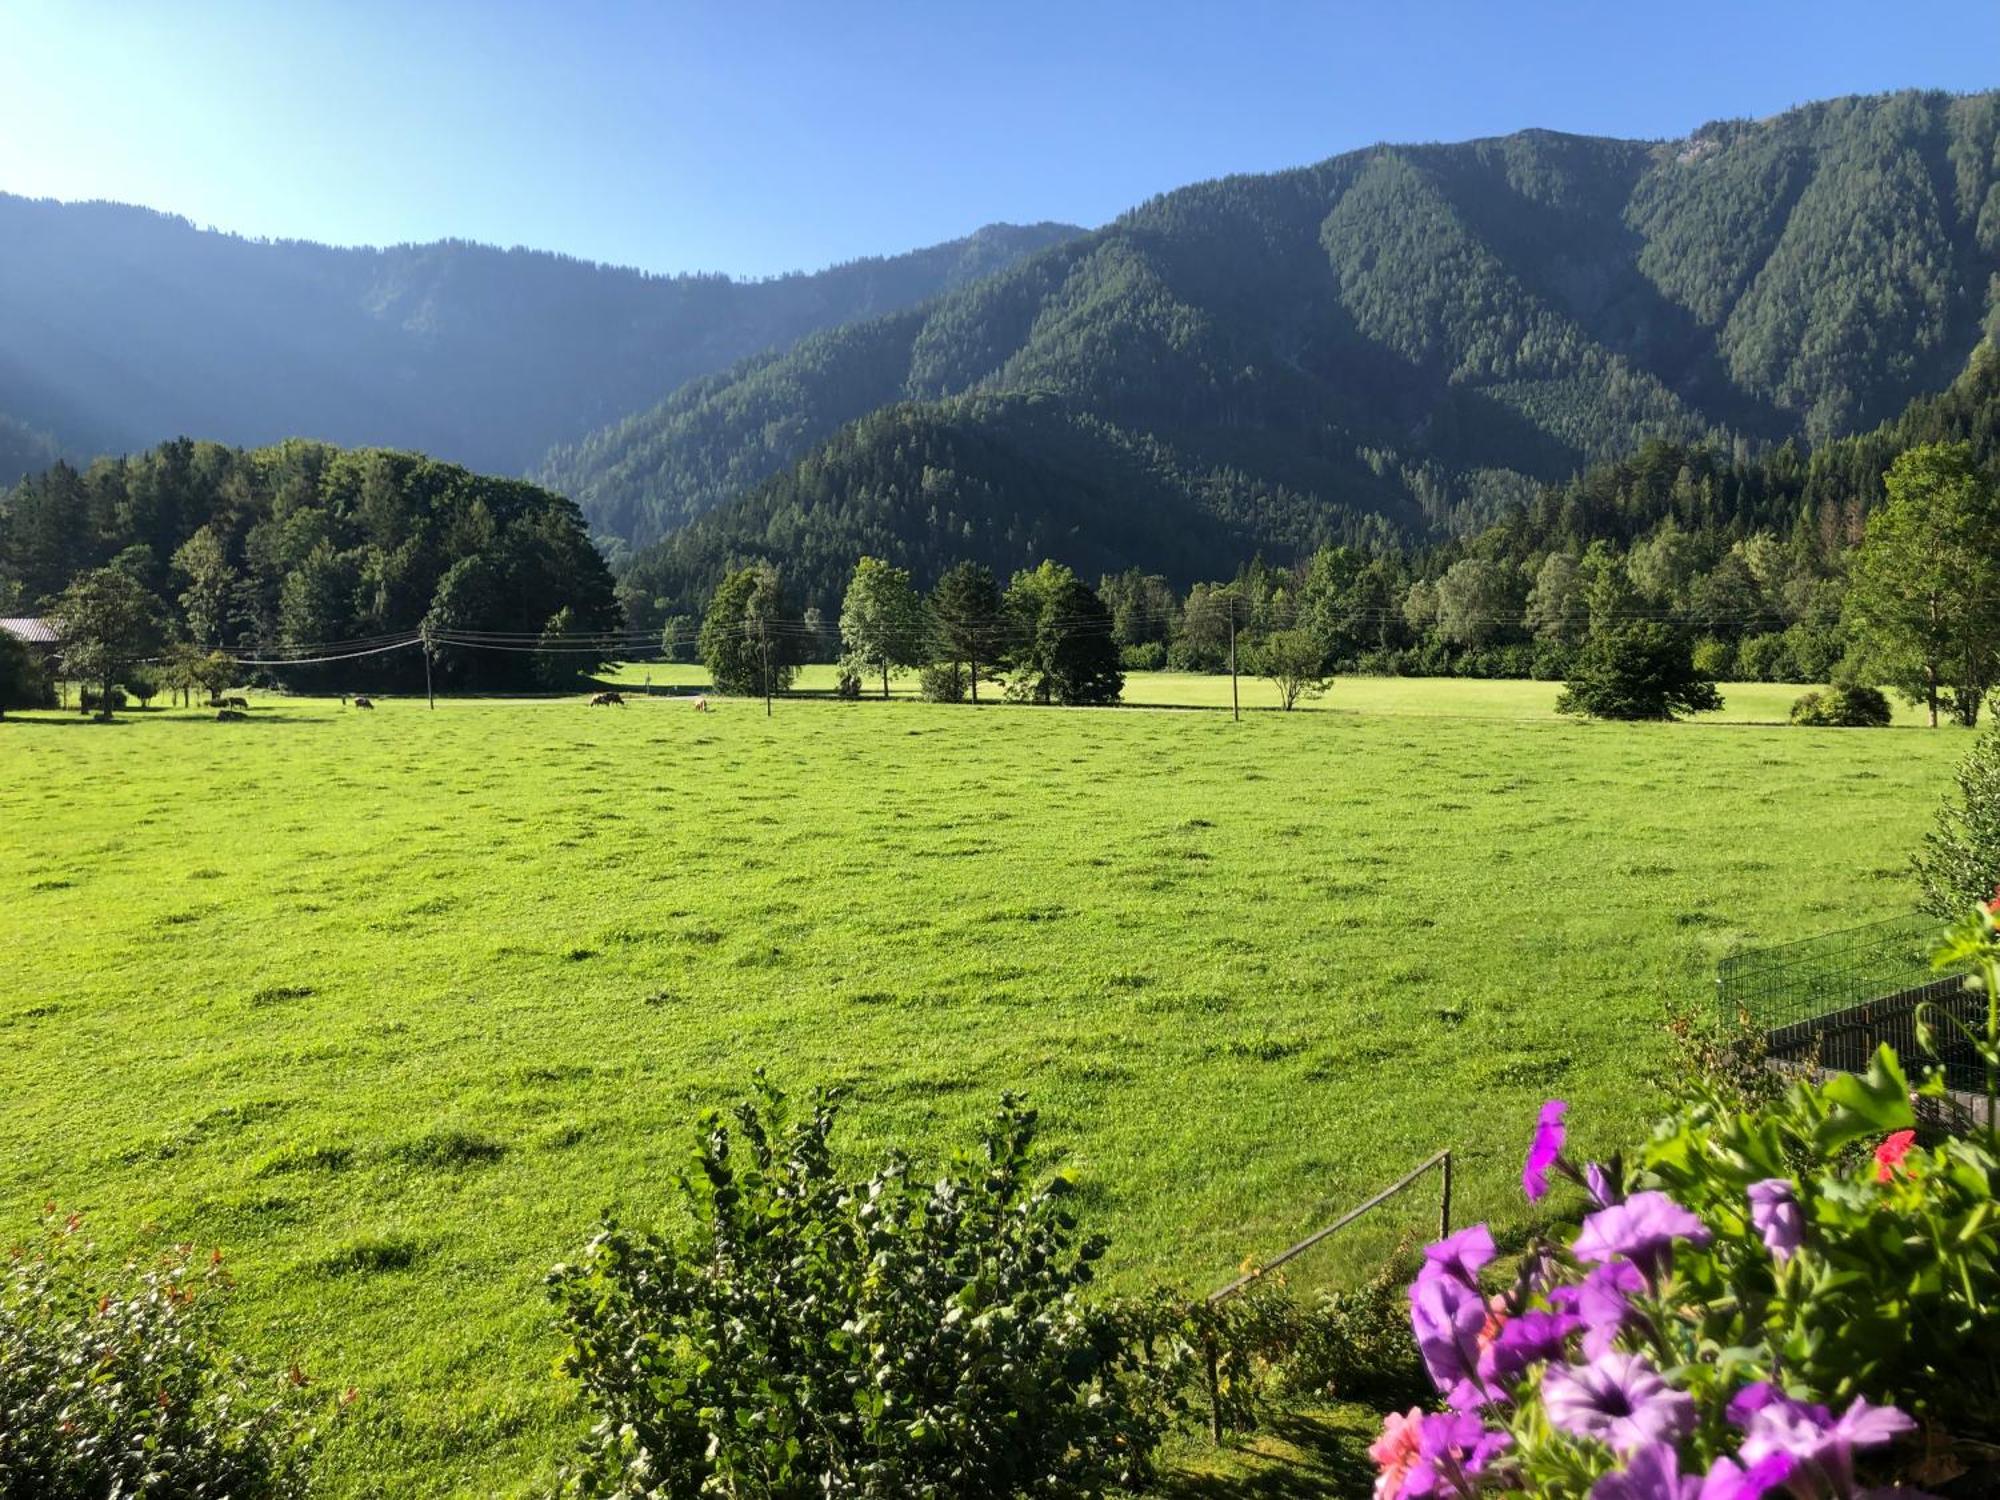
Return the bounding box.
[761,634,772,718]
[421,624,435,709]
[1228,597,1239,723]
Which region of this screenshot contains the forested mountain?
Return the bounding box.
[0,439,617,692]
[0,197,1077,485]
[588,89,2000,604]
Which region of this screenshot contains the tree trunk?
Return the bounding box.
[881,663,889,700]
[970,655,979,705]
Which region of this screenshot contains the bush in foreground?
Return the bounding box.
[1372,1031,2000,1496]
[0,1212,319,1498]
[1914,722,2000,917]
[1789,683,1893,727]
[548,1080,1160,1498]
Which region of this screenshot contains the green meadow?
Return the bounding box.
[0,677,1968,1496]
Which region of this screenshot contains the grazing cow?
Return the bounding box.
[692,695,711,713]
[352,695,375,710]
[590,691,626,707]
[223,695,249,710]
[215,708,248,722]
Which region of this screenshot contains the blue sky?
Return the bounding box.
[2,1,1994,278]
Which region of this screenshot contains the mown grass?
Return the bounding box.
[0,679,1969,1497]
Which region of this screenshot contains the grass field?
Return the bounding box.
[601,664,1938,725]
[0,676,1969,1496]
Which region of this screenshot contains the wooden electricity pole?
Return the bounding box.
[1228,598,1239,722]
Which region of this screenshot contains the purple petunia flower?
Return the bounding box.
[1409,1264,1491,1409]
[1592,1441,1698,1500]
[1746,1179,1803,1263]
[1731,1385,1915,1495]
[1541,1351,1696,1454]
[1573,1191,1713,1283]
[1591,1444,1797,1500]
[1586,1159,1622,1207]
[1482,1307,1582,1386]
[1423,1222,1497,1287]
[1550,1257,1646,1359]
[1523,1099,1568,1202]
[1396,1410,1510,1499]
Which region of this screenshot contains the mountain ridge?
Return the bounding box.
[579,88,1999,611]
[0,197,1081,484]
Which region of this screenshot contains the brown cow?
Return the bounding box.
[590,691,626,707]
[352,695,375,710]
[223,695,249,710]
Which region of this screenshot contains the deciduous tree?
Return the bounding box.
[50,568,156,720]
[838,556,927,699]
[1844,443,2000,727]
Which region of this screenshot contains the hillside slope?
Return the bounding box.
[0,200,1078,485]
[582,89,2000,591]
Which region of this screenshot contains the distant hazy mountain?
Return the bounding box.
[584,89,2000,611]
[0,198,1079,485]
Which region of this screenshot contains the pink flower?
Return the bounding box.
[1874,1130,1916,1184]
[1370,1407,1423,1499]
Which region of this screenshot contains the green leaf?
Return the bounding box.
[1814,1046,1914,1151]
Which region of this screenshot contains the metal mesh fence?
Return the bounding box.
[1718,912,1990,1097]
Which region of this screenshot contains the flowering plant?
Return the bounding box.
[1374,1045,2000,1498]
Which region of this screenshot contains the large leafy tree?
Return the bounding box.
[50,567,157,719]
[171,524,238,648]
[1433,558,1519,648]
[1004,562,1123,707]
[838,556,927,699]
[1844,443,2000,728]
[1557,620,1722,721]
[1251,627,1330,711]
[700,563,794,697]
[929,560,1001,703]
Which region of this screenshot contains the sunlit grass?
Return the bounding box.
[0,682,1967,1496]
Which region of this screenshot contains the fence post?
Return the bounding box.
[1204,1330,1223,1444]
[1439,1150,1452,1239]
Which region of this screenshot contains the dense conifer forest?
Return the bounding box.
[568,89,2000,563]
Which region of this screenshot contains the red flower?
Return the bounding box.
[1874,1129,1917,1183]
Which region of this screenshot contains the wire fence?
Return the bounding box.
[1719,913,1990,1098]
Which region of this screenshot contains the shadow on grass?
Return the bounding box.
[1155,1405,1380,1499]
[2,712,330,728]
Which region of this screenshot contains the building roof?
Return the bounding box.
[0,617,58,645]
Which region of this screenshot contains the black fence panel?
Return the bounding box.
[1718,912,1993,1115]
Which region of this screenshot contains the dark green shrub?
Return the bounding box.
[78,686,127,714]
[1791,683,1893,726]
[1915,724,2000,916]
[548,1081,1160,1499]
[1119,641,1167,672]
[1556,622,1722,720]
[0,1212,319,1498]
[0,632,52,719]
[833,666,862,699]
[917,660,967,702]
[1277,1257,1428,1411]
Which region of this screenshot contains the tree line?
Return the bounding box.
[670,345,2000,724]
[696,554,1124,707]
[0,437,619,711]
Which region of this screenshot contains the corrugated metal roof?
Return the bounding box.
[0,617,58,644]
